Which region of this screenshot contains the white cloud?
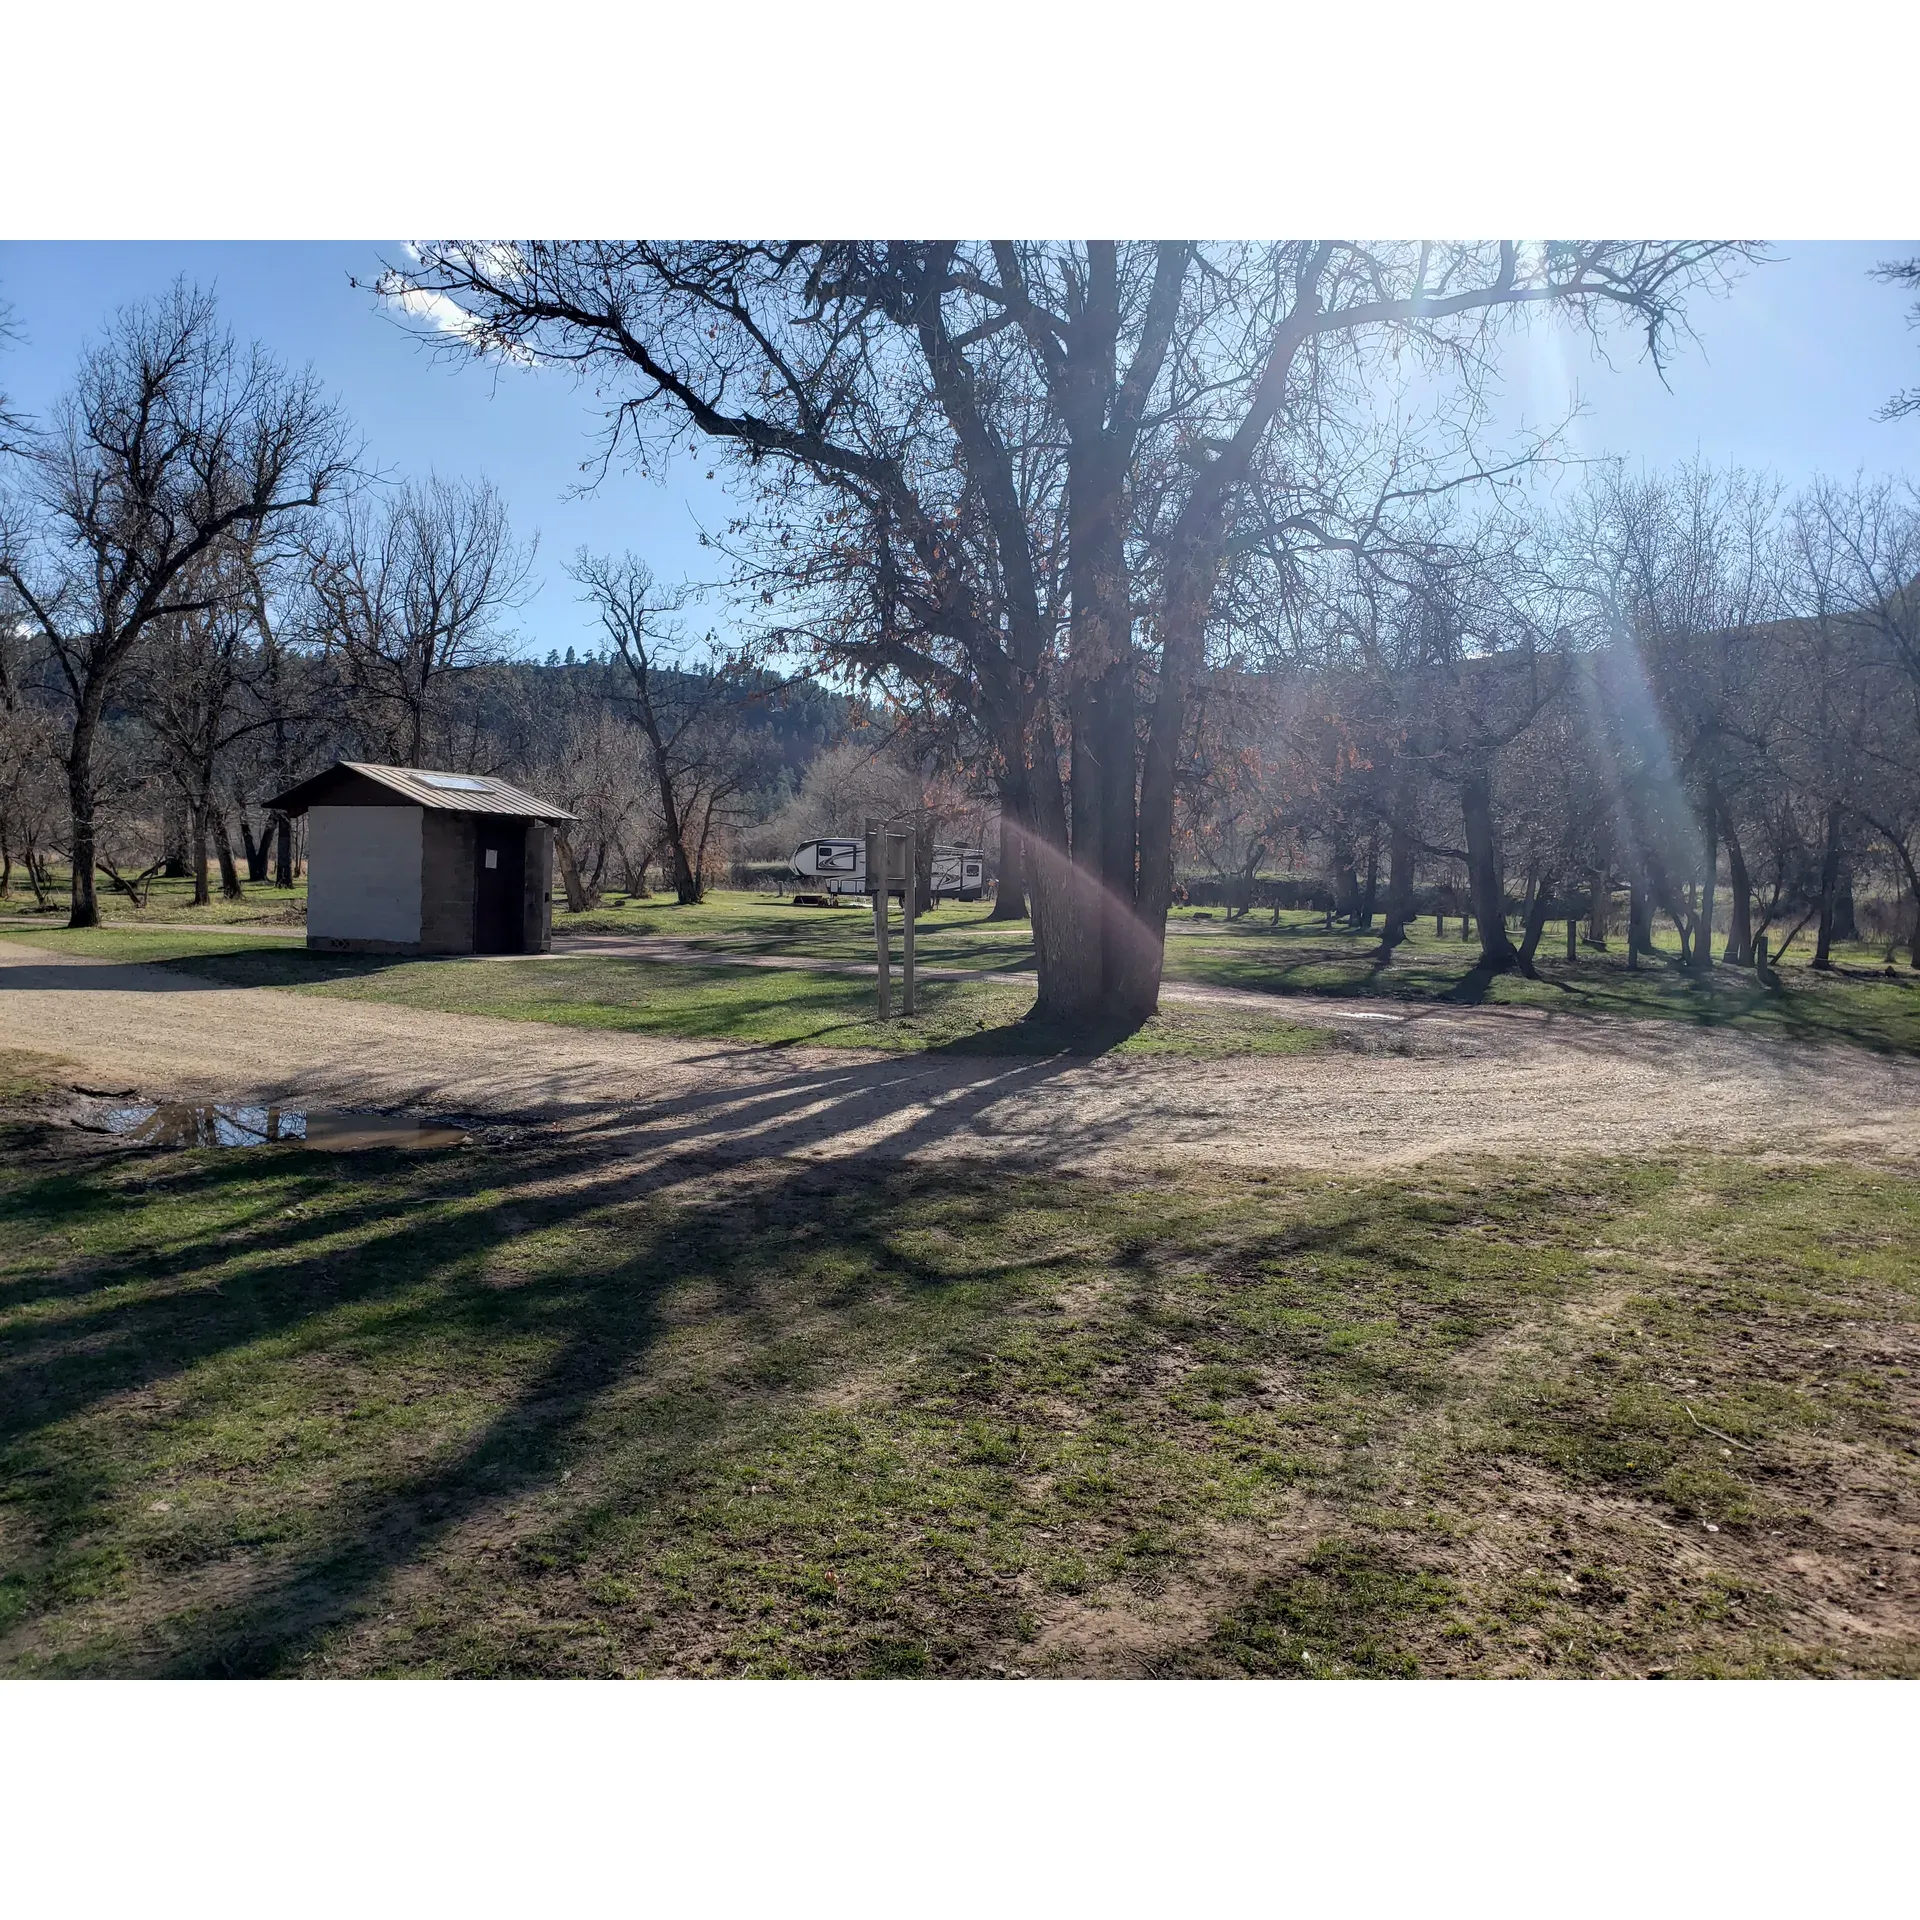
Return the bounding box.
[387,283,481,338]
[376,250,539,366]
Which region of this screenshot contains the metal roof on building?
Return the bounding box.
[266,762,577,822]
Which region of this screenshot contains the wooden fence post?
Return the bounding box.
[867,824,889,1020]
[898,831,917,1015]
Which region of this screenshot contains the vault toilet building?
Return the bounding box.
[267,762,576,956]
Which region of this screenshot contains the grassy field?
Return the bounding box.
[545,890,1920,1054]
[1,1046,1912,1678]
[8,883,1919,1058]
[1157,907,1920,1055]
[560,891,1039,973]
[0,925,1328,1060]
[0,870,309,928]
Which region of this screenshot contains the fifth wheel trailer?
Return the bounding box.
[788,840,984,901]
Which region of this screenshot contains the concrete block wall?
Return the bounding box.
[307,806,422,949]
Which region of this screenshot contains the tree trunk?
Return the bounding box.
[211,809,244,900]
[1587,868,1609,947]
[1627,879,1652,969]
[1460,761,1516,969]
[191,801,212,907]
[65,703,103,929]
[1356,833,1378,928]
[1721,809,1753,966]
[554,831,591,914]
[1812,802,1843,971]
[163,801,191,879]
[626,841,657,898]
[1517,868,1556,974]
[1058,290,1143,1016]
[241,815,271,884]
[1022,756,1106,1022]
[988,805,1027,920]
[1128,528,1223,1024]
[651,760,700,905]
[1886,838,1920,970]
[274,812,294,888]
[1833,859,1858,944]
[1330,845,1359,924]
[1377,816,1416,953]
[1692,810,1716,974]
[913,818,935,917]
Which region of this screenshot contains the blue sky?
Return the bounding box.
[2,240,1917,659]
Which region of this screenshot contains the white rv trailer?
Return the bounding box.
[788,839,985,903]
[930,844,985,901]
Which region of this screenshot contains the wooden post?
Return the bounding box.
[900,831,917,1015]
[867,825,889,1019]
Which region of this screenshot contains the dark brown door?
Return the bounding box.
[474,827,525,953]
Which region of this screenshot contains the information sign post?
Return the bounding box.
[866,824,889,1020]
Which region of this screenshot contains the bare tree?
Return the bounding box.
[1872,255,1920,422]
[0,294,31,459]
[519,688,658,910]
[1562,464,1786,970]
[131,540,301,903]
[0,282,351,925]
[305,473,534,767]
[0,583,64,902]
[386,239,1757,1023]
[573,551,751,905]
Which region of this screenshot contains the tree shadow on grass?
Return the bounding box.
[923,1008,1150,1060]
[0,1140,1086,1676]
[0,948,427,995]
[0,1033,1127,1676]
[1439,963,1502,1007]
[0,1075,1722,1679]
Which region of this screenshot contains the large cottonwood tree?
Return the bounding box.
[386,241,1755,1021]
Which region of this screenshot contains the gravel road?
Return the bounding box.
[3,937,1915,1172]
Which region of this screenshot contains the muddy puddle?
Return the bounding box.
[88,1104,468,1151]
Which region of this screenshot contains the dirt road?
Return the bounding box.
[3,937,1915,1171]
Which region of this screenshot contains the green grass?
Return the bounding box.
[560,892,1920,1053]
[558,891,1039,974]
[2,1055,1913,1677]
[11,888,1918,1058]
[0,924,1328,1059]
[1154,908,1920,1055]
[0,869,309,928]
[8,873,1915,1055]
[0,926,300,967]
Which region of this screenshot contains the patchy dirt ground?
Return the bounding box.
[2,937,1918,1174]
[4,1116,1912,1679]
[4,953,1915,1679]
